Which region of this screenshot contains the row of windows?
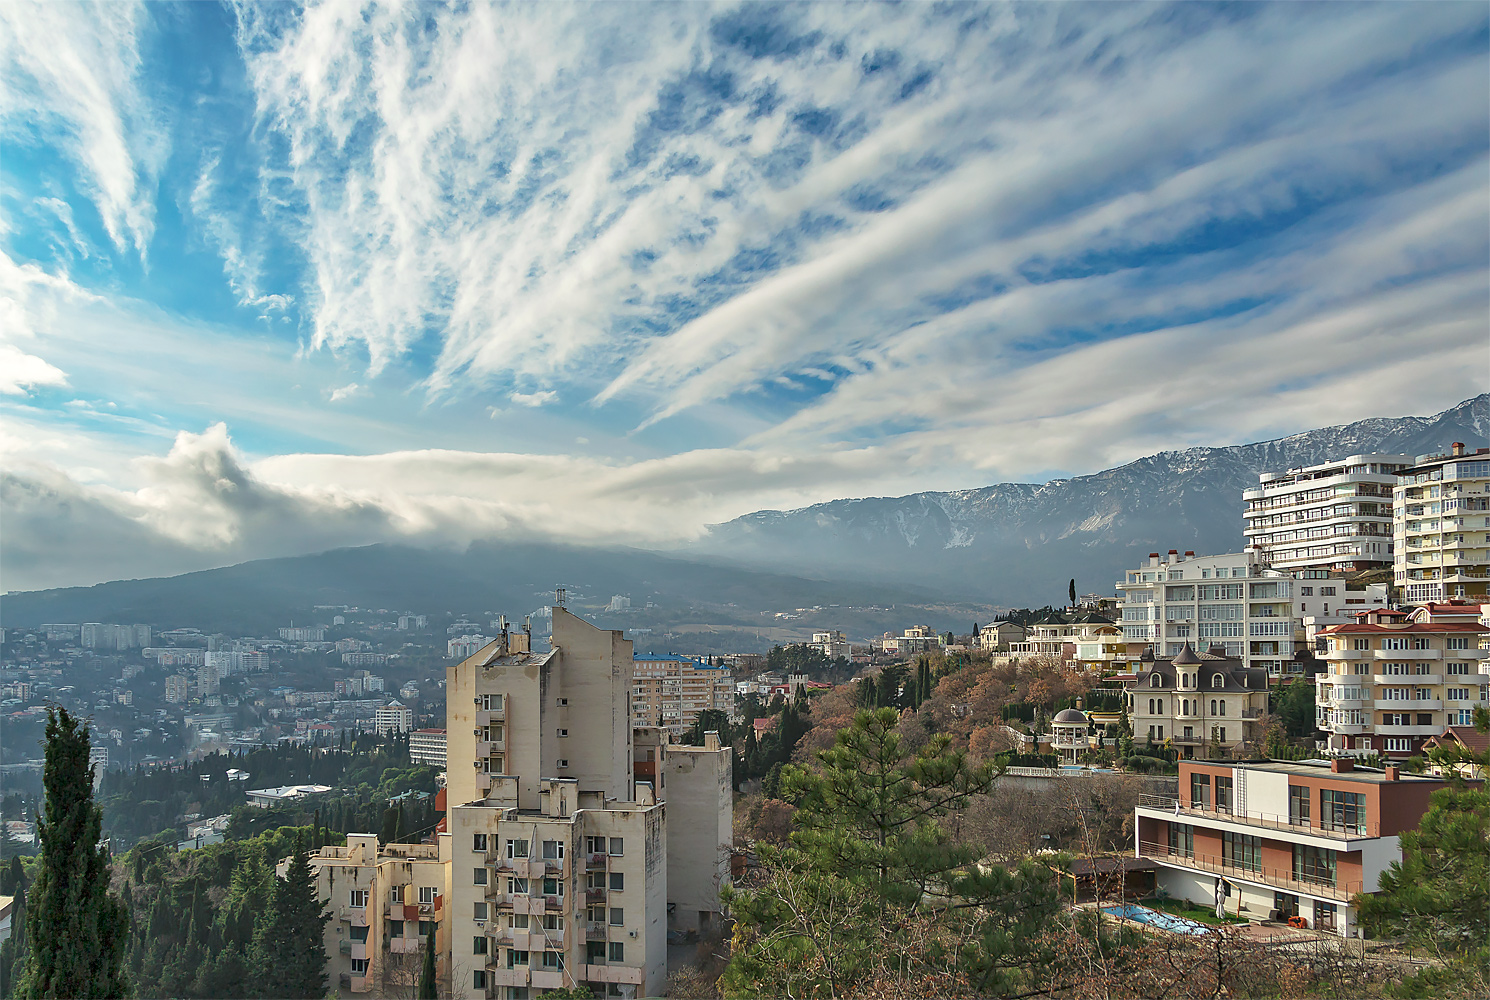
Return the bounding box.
[471,834,624,857]
[1348,635,1471,650]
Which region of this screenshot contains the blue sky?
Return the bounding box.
[2,1,1487,590]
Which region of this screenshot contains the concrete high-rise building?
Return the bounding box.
[164,673,192,703]
[1393,444,1490,605]
[808,630,850,660]
[196,664,220,697]
[446,609,732,1000]
[376,701,414,736]
[1244,454,1413,574]
[410,729,448,768]
[80,623,151,651]
[285,833,452,995]
[630,654,735,733]
[1315,605,1489,758]
[1117,550,1304,678]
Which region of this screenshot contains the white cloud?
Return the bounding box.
[0,343,68,396]
[328,383,363,403]
[0,0,161,257]
[509,389,557,408]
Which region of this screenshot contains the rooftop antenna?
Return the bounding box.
[555,587,566,608]
[523,615,532,636]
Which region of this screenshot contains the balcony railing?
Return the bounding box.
[1137,795,1379,838]
[1137,841,1362,900]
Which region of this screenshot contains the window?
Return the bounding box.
[390,919,405,937]
[473,936,488,955]
[351,925,369,942]
[1215,776,1233,813]
[1411,636,1432,650]
[587,871,606,890]
[1320,789,1367,834]
[1212,674,1224,689]
[1293,844,1337,887]
[587,835,607,856]
[542,951,563,969]
[419,885,437,904]
[1300,586,1313,596]
[1417,713,1433,726]
[1447,636,1470,650]
[1353,638,1371,651]
[587,941,607,964]
[472,971,486,990]
[473,903,487,921]
[608,941,625,963]
[1448,661,1471,675]
[507,839,529,859]
[1386,737,1412,752]
[508,877,529,894]
[1217,700,1226,716]
[541,876,564,898]
[1289,785,1310,826]
[542,840,564,860]
[511,913,529,929]
[557,728,569,737]
[609,907,624,926]
[1449,688,1472,701]
[473,833,488,852]
[557,697,569,706]
[1319,587,1337,596]
[474,867,488,886]
[1222,831,1262,873]
[350,958,369,975]
[609,872,625,891]
[609,837,624,856]
[543,914,564,931]
[1150,674,1162,688]
[390,884,404,903]
[1190,773,1211,809]
[1382,712,1410,726]
[557,758,569,768]
[507,949,529,969]
[1382,636,1409,650]
[349,889,368,908]
[420,920,435,936]
[1167,822,1194,858]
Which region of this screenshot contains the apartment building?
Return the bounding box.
[286,833,452,995]
[1393,444,1490,605]
[410,729,449,769]
[1244,454,1413,574]
[446,609,732,999]
[1116,644,1270,758]
[376,701,415,736]
[630,654,734,734]
[1117,550,1302,678]
[976,620,1028,651]
[1009,612,1121,672]
[1134,757,1471,937]
[164,673,192,703]
[1314,606,1489,758]
[808,630,851,660]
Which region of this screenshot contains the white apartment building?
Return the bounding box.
[286,834,453,996]
[376,701,415,736]
[279,626,326,642]
[1315,606,1490,758]
[808,630,850,660]
[449,635,495,660]
[411,729,449,769]
[1117,550,1301,678]
[1393,444,1490,605]
[164,673,192,703]
[446,609,733,1000]
[1244,454,1413,574]
[81,623,151,650]
[631,654,734,733]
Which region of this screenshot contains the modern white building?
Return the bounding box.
[1244,454,1414,574]
[246,783,333,808]
[410,728,449,769]
[449,635,495,660]
[376,701,415,736]
[808,630,850,660]
[1393,444,1490,605]
[445,609,732,999]
[1117,550,1302,678]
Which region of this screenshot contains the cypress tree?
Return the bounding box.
[20,707,130,998]
[418,922,437,999]
[0,857,27,996]
[248,848,328,999]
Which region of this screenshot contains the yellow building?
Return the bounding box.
[1394,444,1490,604]
[630,653,734,733]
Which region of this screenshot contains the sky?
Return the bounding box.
[2,1,1488,592]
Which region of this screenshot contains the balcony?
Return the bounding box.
[1372,673,1442,686]
[389,936,421,955]
[586,852,609,870]
[1137,841,1362,901]
[484,967,530,988]
[1374,698,1442,711]
[585,922,608,942]
[1373,724,1443,736]
[341,906,369,927]
[1240,707,1264,720]
[1322,649,1370,661]
[584,964,644,986]
[585,887,607,904]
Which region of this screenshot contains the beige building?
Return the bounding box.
[1394,444,1490,605]
[283,833,452,996]
[1244,454,1412,574]
[976,620,1028,651]
[445,609,732,999]
[630,654,734,733]
[1116,643,1271,758]
[808,630,851,660]
[1315,606,1490,758]
[375,701,414,736]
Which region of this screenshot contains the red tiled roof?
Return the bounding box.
[1317,622,1487,634]
[1425,726,1490,755]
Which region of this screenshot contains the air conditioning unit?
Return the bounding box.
[474,760,483,768]
[474,729,482,736]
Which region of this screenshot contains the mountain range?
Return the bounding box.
[695,393,1490,605]
[3,394,1486,635]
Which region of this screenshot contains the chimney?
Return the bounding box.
[1331,758,1354,773]
[1149,553,1160,567]
[1452,442,1465,457]
[1075,698,1084,710]
[1384,765,1400,781]
[1184,551,1194,557]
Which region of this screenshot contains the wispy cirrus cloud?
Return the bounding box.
[0,0,161,258]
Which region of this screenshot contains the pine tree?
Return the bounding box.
[418,922,437,999]
[20,707,130,998]
[248,848,329,999]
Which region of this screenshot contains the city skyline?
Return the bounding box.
[3,3,1488,592]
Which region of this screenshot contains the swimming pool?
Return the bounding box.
[1103,903,1210,936]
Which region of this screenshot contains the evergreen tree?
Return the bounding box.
[0,857,27,996]
[1069,578,1077,608]
[418,922,437,999]
[248,848,329,999]
[857,676,877,710]
[1116,702,1135,759]
[20,707,130,999]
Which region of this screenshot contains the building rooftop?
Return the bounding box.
[1193,759,1457,785]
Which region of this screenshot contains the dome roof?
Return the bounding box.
[1171,642,1202,666]
[1053,708,1087,724]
